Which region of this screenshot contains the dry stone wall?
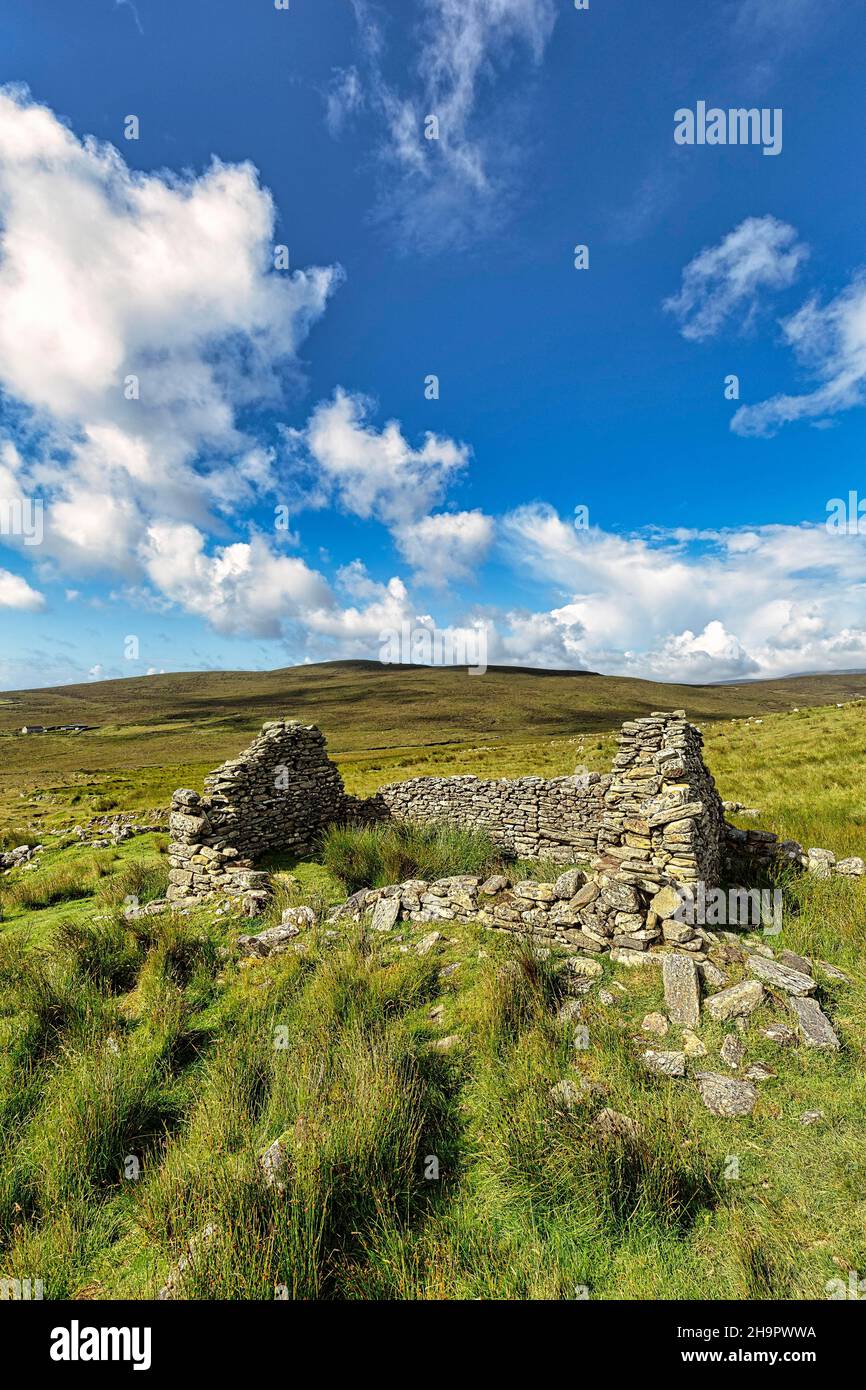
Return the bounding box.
[377,711,727,889]
[165,710,770,913]
[167,721,345,907]
[374,772,609,862]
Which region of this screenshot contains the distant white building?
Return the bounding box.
[20,725,46,734]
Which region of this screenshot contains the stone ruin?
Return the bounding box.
[167,721,345,911]
[159,711,856,1117]
[165,709,814,928]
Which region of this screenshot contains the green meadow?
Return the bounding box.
[0,663,864,1300]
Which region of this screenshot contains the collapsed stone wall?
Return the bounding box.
[167,720,345,906]
[377,711,727,889]
[165,710,747,912]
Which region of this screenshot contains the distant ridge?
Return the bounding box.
[2,660,865,752]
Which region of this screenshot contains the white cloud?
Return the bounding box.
[497,503,866,681]
[0,85,341,575]
[289,388,471,527]
[115,0,144,35]
[393,509,494,587]
[732,276,866,436]
[142,523,335,640]
[325,67,364,136]
[664,216,808,341]
[286,391,491,588]
[0,567,45,610]
[343,0,558,249]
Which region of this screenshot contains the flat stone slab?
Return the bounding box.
[747,957,817,996]
[694,1072,758,1117]
[370,897,401,932]
[642,1049,686,1077]
[778,949,812,976]
[611,947,663,968]
[762,1022,798,1047]
[553,868,586,899]
[744,1061,775,1082]
[562,956,604,980]
[593,1108,640,1141]
[703,979,765,1022]
[789,996,841,1050]
[415,930,443,955]
[817,960,849,983]
[663,953,701,1028]
[682,1028,707,1057]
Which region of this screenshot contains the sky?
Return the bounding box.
[0,0,865,689]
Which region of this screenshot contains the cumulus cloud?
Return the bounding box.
[393,509,495,587]
[498,502,866,681]
[732,275,866,436]
[664,216,808,341]
[339,0,558,250]
[0,85,341,577]
[142,523,335,639]
[0,567,45,610]
[284,390,491,588]
[295,389,469,525]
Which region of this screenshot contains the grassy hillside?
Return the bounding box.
[2,660,866,841]
[0,696,864,1300]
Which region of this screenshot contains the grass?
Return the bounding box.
[0,680,864,1299]
[320,821,504,893]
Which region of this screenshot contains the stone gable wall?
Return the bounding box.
[167,720,345,904]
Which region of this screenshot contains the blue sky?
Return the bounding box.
[1,0,865,688]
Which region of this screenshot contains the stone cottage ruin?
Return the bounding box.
[166,711,782,939]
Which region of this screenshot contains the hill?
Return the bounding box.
[2,660,865,841]
[3,658,866,749]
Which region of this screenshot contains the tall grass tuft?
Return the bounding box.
[321,820,500,893]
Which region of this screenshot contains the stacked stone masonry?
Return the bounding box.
[373,772,610,862]
[167,721,345,906]
[376,710,727,890]
[167,710,849,919]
